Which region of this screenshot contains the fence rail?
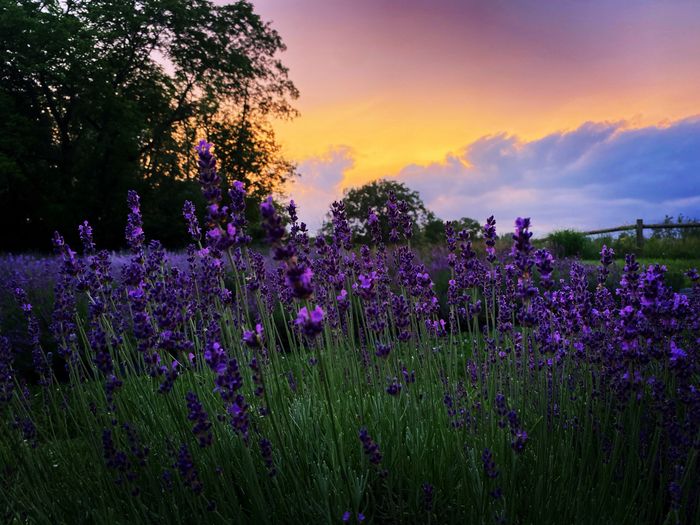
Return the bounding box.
[583,219,700,247]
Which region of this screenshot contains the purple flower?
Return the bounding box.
[158,360,179,394]
[288,199,298,224]
[495,392,507,417]
[359,427,382,465]
[375,343,391,359]
[125,190,145,253]
[427,318,447,337]
[228,180,251,245]
[242,323,264,348]
[511,429,528,453]
[285,263,314,299]
[204,341,227,375]
[228,397,250,443]
[161,469,174,491]
[12,415,36,448]
[386,377,402,396]
[598,245,615,284]
[534,249,555,290]
[330,200,352,249]
[212,357,243,402]
[401,364,416,384]
[483,215,497,262]
[354,272,378,300]
[259,438,276,477]
[196,140,221,205]
[336,289,349,311]
[182,201,201,241]
[295,306,325,338]
[367,208,381,243]
[12,286,51,387]
[482,448,499,479]
[186,392,213,448]
[386,191,412,242]
[260,196,286,244]
[669,340,687,364]
[78,220,95,254]
[122,422,149,468]
[175,443,203,494]
[512,217,533,254]
[195,142,247,249]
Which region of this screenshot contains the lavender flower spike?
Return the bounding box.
[295,305,325,338]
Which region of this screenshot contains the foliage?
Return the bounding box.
[545,229,589,258]
[0,0,298,250]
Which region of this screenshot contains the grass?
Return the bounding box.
[3,327,684,525]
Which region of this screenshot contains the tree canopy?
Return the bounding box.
[0,0,298,250]
[321,179,434,244]
[319,178,486,246]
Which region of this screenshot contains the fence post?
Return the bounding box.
[636,219,644,249]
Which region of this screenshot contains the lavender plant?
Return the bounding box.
[0,142,698,525]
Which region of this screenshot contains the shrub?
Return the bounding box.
[546,229,590,257]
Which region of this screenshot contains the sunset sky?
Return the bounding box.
[246,0,700,233]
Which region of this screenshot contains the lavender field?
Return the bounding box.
[0,141,697,524]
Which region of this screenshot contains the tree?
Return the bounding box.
[321,179,435,243]
[422,216,482,245]
[0,0,298,250]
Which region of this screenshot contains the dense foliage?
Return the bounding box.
[1,143,699,524]
[0,0,297,250]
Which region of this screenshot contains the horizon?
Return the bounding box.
[243,0,700,234]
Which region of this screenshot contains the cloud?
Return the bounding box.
[395,116,700,235]
[289,116,700,235]
[286,146,353,232]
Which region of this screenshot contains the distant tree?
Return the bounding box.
[0,0,298,250]
[320,179,434,243]
[422,216,481,245]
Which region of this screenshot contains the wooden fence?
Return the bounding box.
[583,219,700,248]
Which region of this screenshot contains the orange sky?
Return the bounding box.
[250,0,700,186]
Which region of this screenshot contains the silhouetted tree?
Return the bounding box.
[0,0,297,250]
